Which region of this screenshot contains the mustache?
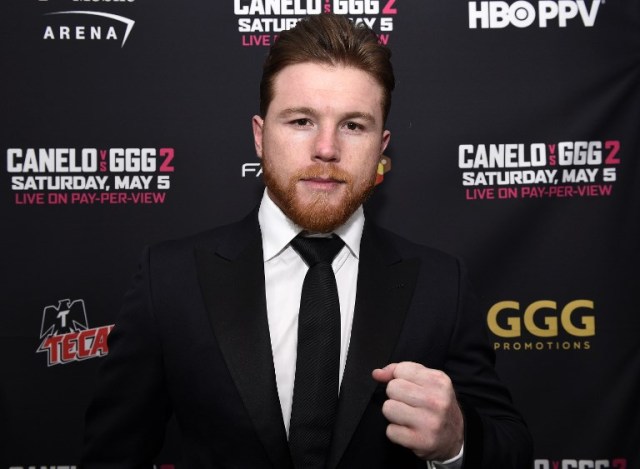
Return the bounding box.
[295,165,351,183]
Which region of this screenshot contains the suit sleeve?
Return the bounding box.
[82,247,171,467]
[444,260,534,468]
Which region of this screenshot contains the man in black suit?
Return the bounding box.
[83,14,533,468]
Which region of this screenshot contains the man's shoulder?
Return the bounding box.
[367,222,470,298]
[368,221,461,267]
[149,209,259,259]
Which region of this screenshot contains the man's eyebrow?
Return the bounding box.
[277,108,377,124]
[277,107,317,118]
[342,111,377,124]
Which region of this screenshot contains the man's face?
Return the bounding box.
[252,62,391,233]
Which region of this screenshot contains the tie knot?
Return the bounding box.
[290,235,345,267]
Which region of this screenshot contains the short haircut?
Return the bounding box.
[259,14,395,122]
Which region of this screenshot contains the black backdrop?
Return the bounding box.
[2,1,639,467]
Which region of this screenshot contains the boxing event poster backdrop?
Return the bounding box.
[1,1,638,467]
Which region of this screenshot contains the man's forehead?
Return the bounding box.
[269,62,385,114]
[272,61,378,85]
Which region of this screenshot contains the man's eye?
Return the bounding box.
[345,122,362,131]
[292,118,310,126]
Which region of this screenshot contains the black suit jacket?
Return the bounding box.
[83,210,533,468]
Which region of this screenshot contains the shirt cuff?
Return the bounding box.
[426,443,464,469]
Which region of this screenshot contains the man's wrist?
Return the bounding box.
[426,442,464,469]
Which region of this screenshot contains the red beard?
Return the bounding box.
[262,161,376,233]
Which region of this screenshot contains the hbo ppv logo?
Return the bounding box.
[488,300,595,338]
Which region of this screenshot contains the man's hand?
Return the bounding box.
[372,362,464,462]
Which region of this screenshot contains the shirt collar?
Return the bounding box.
[258,189,365,262]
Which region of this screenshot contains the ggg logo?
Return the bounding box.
[488,300,595,351]
[469,0,602,29]
[488,300,595,337]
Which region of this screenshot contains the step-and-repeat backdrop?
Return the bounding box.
[2,1,639,467]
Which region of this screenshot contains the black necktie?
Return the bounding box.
[288,234,345,469]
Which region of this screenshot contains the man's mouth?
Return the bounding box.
[300,177,345,190]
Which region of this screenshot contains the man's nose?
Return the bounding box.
[313,127,339,162]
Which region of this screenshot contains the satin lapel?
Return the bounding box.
[327,222,420,469]
[195,215,292,469]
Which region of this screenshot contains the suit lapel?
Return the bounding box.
[328,221,420,469]
[195,212,292,469]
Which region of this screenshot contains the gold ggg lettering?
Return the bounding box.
[487,300,595,338]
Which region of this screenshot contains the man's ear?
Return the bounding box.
[252,115,264,159]
[381,129,391,155]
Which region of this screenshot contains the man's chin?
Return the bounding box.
[291,192,367,232]
[296,183,346,202]
[264,174,373,232]
[296,192,343,210]
[291,213,346,233]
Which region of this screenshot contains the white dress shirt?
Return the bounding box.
[257,191,463,468]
